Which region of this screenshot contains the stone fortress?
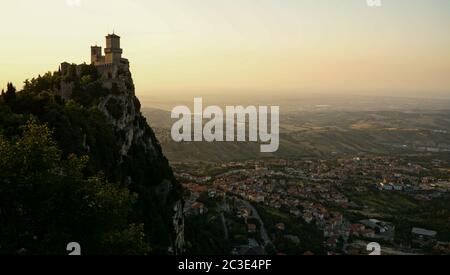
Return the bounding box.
[58,33,130,99]
[60,33,129,81]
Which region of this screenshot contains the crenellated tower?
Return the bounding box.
[91,45,104,65]
[105,33,123,64]
[88,33,127,66]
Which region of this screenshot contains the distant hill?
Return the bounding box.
[142,107,450,163]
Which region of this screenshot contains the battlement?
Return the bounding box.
[58,34,131,99]
[90,33,129,80]
[91,33,126,66]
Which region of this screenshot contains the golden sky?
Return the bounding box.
[1,0,450,98]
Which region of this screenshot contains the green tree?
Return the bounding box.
[0,120,150,255]
[1,83,16,105]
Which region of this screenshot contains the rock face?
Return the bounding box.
[58,62,184,254]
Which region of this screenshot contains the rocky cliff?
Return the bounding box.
[57,62,184,254]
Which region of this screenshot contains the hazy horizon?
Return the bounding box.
[1,0,450,99]
[137,92,450,113]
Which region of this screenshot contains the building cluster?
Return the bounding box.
[177,156,450,254]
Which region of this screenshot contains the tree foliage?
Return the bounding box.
[0,120,150,255]
[1,83,16,106]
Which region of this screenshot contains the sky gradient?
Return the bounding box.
[1,0,450,98]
